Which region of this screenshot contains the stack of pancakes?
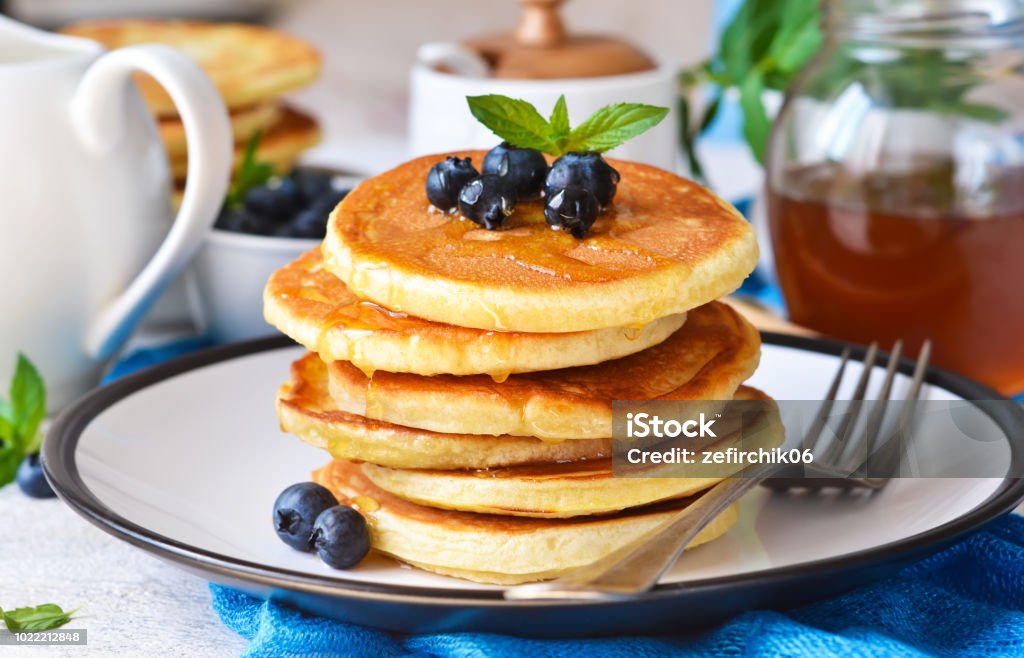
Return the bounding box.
[62,20,322,196]
[264,152,778,584]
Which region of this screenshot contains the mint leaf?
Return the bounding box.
[0,447,20,489]
[565,103,669,153]
[226,131,275,209]
[467,95,560,155]
[2,604,78,631]
[10,353,45,452]
[739,70,771,164]
[549,95,571,151]
[0,405,12,444]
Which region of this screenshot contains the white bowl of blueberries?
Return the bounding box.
[189,167,362,342]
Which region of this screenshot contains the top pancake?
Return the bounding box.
[265,248,685,376]
[322,152,758,333]
[62,20,321,117]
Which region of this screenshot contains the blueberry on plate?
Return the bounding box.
[17,453,55,499]
[273,482,338,551]
[545,185,600,238]
[458,174,517,230]
[483,142,547,200]
[312,505,371,570]
[544,152,621,210]
[426,156,479,211]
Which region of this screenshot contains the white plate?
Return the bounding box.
[45,335,1024,637]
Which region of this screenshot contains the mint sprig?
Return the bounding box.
[225,130,275,209]
[467,94,668,156]
[1,604,79,631]
[0,353,46,487]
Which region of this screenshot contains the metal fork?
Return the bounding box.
[506,340,932,601]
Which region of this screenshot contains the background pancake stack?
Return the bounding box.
[61,20,323,198]
[264,151,777,584]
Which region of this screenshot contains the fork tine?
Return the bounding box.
[871,340,932,478]
[854,341,902,475]
[894,340,931,474]
[803,346,852,454]
[820,342,878,465]
[764,346,853,491]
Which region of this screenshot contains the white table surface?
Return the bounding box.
[1,486,249,657]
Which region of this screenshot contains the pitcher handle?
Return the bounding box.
[71,44,232,360]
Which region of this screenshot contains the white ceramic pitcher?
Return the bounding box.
[0,16,232,410]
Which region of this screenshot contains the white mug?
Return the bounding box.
[0,16,232,410]
[409,42,679,170]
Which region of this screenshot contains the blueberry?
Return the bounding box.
[458,175,517,230]
[309,191,348,219]
[482,142,547,200]
[17,453,55,499]
[273,482,338,551]
[426,156,479,210]
[293,169,334,204]
[216,208,274,235]
[289,208,330,239]
[544,152,620,210]
[545,186,600,238]
[244,178,302,219]
[312,506,370,569]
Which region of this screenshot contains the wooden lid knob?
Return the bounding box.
[463,0,656,79]
[515,0,567,47]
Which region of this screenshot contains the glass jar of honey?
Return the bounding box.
[767,0,1024,395]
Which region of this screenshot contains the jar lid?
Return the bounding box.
[463,0,656,79]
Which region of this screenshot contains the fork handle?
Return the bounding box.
[506,467,772,600]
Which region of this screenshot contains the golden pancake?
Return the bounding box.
[327,301,760,440]
[278,355,610,469]
[62,20,321,117]
[170,105,320,181]
[322,151,757,332]
[360,385,781,518]
[266,249,687,376]
[313,459,738,585]
[159,102,282,158]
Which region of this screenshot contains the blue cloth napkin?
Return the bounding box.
[210,514,1024,657]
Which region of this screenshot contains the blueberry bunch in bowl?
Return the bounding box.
[216,168,350,239]
[424,144,619,238]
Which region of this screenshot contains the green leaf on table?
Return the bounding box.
[739,69,772,164]
[549,95,571,152]
[9,353,45,452]
[564,103,669,153]
[0,353,48,488]
[226,131,275,209]
[0,405,13,445]
[2,604,79,631]
[0,446,21,489]
[467,95,560,154]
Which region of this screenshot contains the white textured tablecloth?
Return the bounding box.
[1,486,248,657]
